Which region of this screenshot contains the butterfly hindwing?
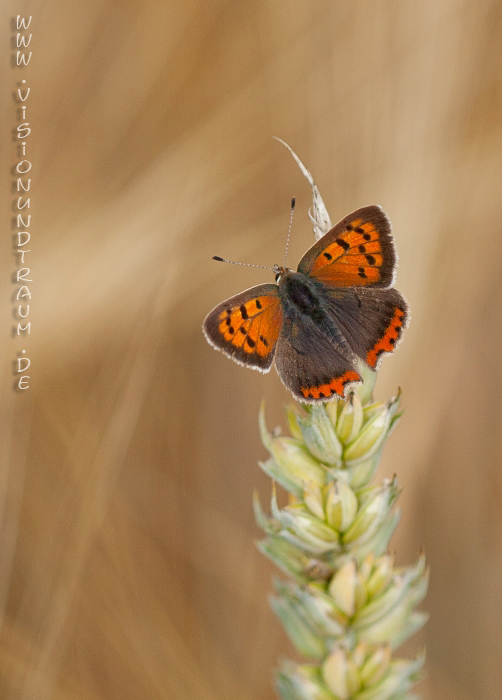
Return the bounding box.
[203,284,283,372]
[275,315,362,402]
[298,205,396,288]
[325,287,408,369]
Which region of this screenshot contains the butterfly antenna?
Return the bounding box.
[283,197,296,268]
[211,256,273,271]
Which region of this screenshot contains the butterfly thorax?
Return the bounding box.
[277,269,326,321]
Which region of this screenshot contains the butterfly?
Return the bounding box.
[203,205,408,403]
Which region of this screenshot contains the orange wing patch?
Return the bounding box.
[217,295,282,358]
[311,218,385,286]
[366,307,406,368]
[300,370,361,400]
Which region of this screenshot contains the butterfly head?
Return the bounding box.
[273,264,290,283]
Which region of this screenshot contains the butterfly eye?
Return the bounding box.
[275,272,282,283]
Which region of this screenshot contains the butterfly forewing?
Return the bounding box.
[203,284,283,372]
[298,205,396,288]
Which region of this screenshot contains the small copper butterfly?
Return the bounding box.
[203,205,408,403]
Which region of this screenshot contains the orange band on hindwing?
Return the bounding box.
[300,370,361,400]
[366,307,406,368]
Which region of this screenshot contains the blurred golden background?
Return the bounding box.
[1,1,501,698]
